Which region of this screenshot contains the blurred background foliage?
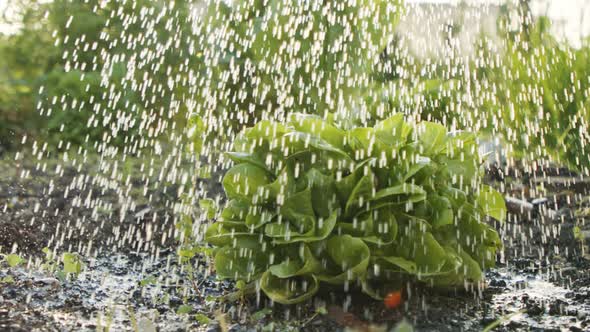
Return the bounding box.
[489,10,590,170]
[194,0,401,137]
[368,1,590,172]
[0,0,196,150]
[0,0,589,173]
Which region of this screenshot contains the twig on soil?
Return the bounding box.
[529,176,590,194]
[482,309,527,332]
[128,306,139,332]
[219,281,256,303]
[505,196,556,220]
[505,196,534,215]
[214,310,229,332]
[326,305,370,332]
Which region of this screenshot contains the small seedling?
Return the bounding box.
[62,252,84,276]
[40,248,83,281]
[1,276,15,284]
[176,304,193,315]
[2,253,24,267]
[195,313,211,325]
[140,275,158,287]
[251,308,272,322]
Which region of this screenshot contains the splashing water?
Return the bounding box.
[1,0,590,331]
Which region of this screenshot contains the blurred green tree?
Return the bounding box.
[0,0,57,148]
[192,0,402,143]
[483,3,590,172]
[0,0,198,150]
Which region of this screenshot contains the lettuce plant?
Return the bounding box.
[205,113,506,304]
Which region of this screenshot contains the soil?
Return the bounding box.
[1,152,590,332]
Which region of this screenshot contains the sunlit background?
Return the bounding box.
[1,0,590,331]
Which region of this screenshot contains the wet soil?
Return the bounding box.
[1,153,590,331]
